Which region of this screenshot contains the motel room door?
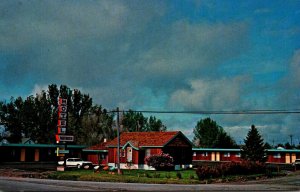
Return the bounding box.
[127,147,132,162]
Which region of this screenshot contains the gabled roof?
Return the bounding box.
[122,141,140,150]
[106,131,187,148]
[21,138,35,144]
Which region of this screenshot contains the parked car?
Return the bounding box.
[292,159,300,167]
[58,158,93,169]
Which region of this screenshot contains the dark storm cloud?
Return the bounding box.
[0,0,249,107]
[0,1,299,144]
[0,0,167,102]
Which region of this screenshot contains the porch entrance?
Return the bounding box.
[127,147,132,162]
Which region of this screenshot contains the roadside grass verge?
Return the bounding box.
[48,169,200,184]
[47,169,286,184]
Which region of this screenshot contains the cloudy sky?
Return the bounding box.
[1,0,300,145]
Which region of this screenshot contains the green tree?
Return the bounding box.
[22,96,37,138]
[193,117,236,148]
[214,128,238,148]
[0,101,4,125]
[0,84,114,145]
[32,91,53,143]
[193,118,220,147]
[67,88,93,144]
[121,110,167,132]
[264,142,272,149]
[122,110,148,132]
[82,105,115,146]
[284,142,295,149]
[145,116,167,132]
[0,97,24,143]
[241,125,266,162]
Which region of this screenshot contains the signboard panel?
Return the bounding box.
[56,135,74,142]
[55,150,69,154]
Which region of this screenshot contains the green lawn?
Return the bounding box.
[47,168,285,184]
[48,169,200,184]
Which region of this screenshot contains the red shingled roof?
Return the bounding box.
[106,131,180,148]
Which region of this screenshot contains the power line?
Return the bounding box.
[108,109,300,115]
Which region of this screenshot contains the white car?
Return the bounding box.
[58,158,93,169]
[292,159,300,167]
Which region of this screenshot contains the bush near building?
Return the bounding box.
[196,161,266,180]
[145,153,174,171]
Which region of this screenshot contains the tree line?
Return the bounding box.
[0,84,166,145]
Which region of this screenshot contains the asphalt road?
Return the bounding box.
[1,174,300,192]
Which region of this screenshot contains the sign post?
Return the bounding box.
[56,97,72,171]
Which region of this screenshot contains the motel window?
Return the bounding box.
[193,152,196,157]
[145,149,151,157]
[224,152,230,157]
[120,149,125,157]
[273,153,281,158]
[202,152,208,157]
[236,152,241,157]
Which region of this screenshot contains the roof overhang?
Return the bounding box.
[82,149,108,153]
[193,148,241,152]
[267,149,300,153]
[0,143,87,149]
[140,146,163,148]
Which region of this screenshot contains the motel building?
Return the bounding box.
[103,131,193,170]
[0,138,87,167]
[1,132,300,170]
[192,147,300,165]
[82,141,109,166]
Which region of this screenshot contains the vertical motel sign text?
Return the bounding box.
[57,98,67,135]
[56,98,67,157]
[56,98,74,144]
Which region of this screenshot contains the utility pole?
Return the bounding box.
[116,107,121,174]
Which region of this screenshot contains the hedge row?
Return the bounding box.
[196,161,266,180]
